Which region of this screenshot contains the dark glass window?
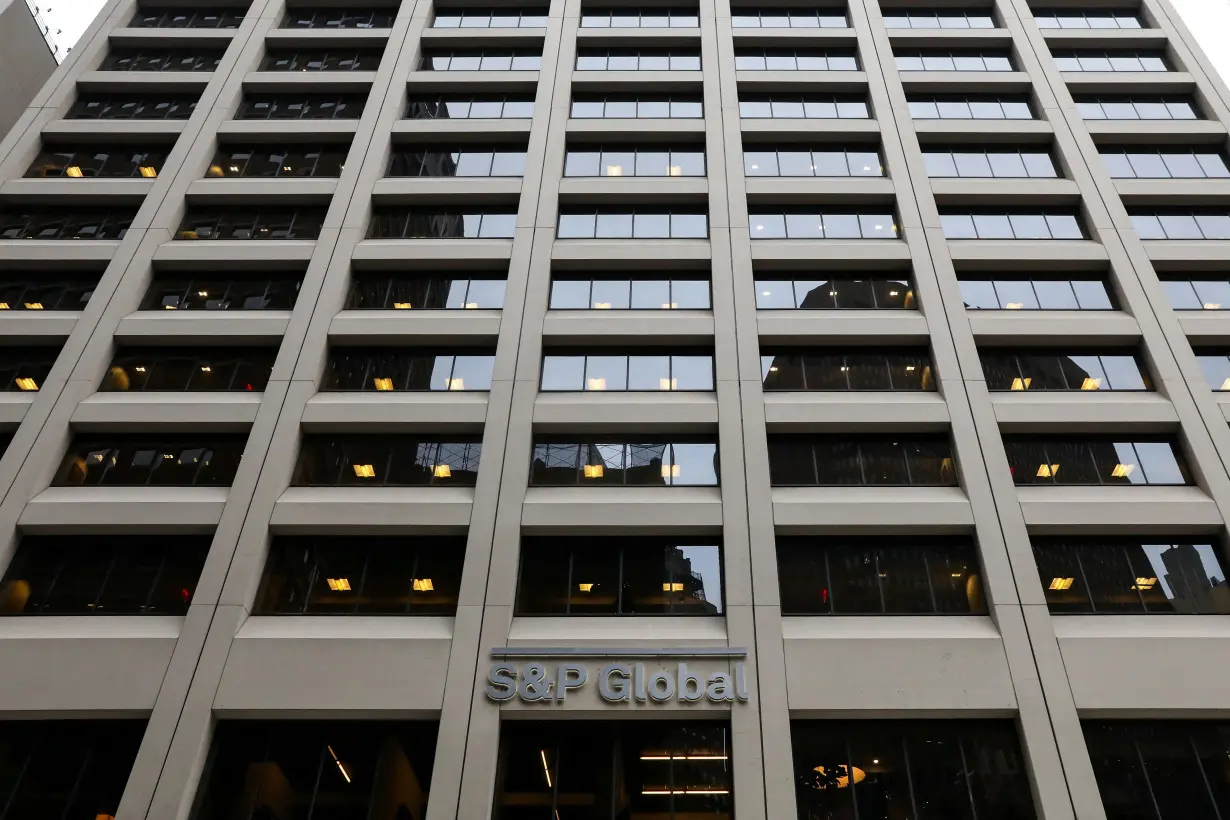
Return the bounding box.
[54,436,248,486]
[981,351,1149,391]
[0,721,146,819]
[142,274,301,310]
[131,6,245,27]
[744,147,883,176]
[292,436,482,486]
[517,537,723,614]
[194,721,439,820]
[1131,210,1230,240]
[256,536,464,614]
[101,348,275,392]
[347,274,507,309]
[236,94,367,119]
[67,93,198,119]
[407,93,536,119]
[792,720,1036,820]
[206,145,349,177]
[1053,50,1169,71]
[175,208,326,240]
[530,440,719,486]
[281,7,395,28]
[368,209,517,238]
[388,146,528,177]
[571,93,703,118]
[1034,538,1230,614]
[761,350,934,390]
[0,347,60,392]
[883,10,996,27]
[558,209,709,239]
[908,94,1035,119]
[100,48,223,71]
[768,436,958,486]
[749,211,899,239]
[581,7,698,27]
[0,535,210,615]
[923,148,1058,178]
[1035,11,1143,28]
[25,146,167,178]
[1102,149,1229,179]
[549,274,711,309]
[958,276,1115,309]
[733,49,857,70]
[0,272,97,311]
[738,93,870,118]
[941,211,1085,239]
[755,276,916,309]
[1075,95,1200,120]
[436,8,548,26]
[1003,437,1191,485]
[322,348,495,391]
[896,50,1014,71]
[259,48,384,71]
[576,49,701,70]
[422,50,543,70]
[777,537,986,614]
[0,209,135,240]
[731,7,848,27]
[541,351,714,391]
[564,146,705,177]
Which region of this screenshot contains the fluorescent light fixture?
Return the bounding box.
[662,582,684,592]
[23,302,42,310]
[662,464,680,478]
[1049,577,1074,591]
[540,749,552,788]
[1133,576,1157,590]
[65,166,83,178]
[1010,377,1032,391]
[447,378,465,390]
[327,746,351,784]
[1080,377,1102,390]
[434,464,452,478]
[393,302,412,309]
[373,377,394,391]
[413,578,434,591]
[14,378,38,391]
[659,377,677,390]
[353,464,375,478]
[606,165,623,176]
[1111,463,1135,478]
[578,583,594,592]
[1205,302,1221,310]
[138,166,158,178]
[587,377,607,390]
[1004,302,1024,309]
[593,301,611,309]
[1037,463,1059,478]
[326,578,351,591]
[583,464,604,478]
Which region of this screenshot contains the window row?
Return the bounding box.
[958,276,1115,310]
[941,211,1084,240]
[576,50,701,71]
[145,275,301,310]
[581,8,698,27]
[541,353,714,391]
[549,276,711,309]
[761,351,933,391]
[0,209,134,240]
[1004,438,1189,485]
[260,47,383,71]
[908,95,1033,120]
[1101,149,1229,179]
[1076,96,1198,120]
[407,94,535,119]
[744,148,883,177]
[1053,51,1168,72]
[768,436,957,486]
[101,48,222,72]
[755,276,915,309]
[131,6,243,27]
[346,274,506,310]
[368,209,516,239]
[738,94,870,119]
[176,208,326,240]
[531,441,719,486]
[750,211,899,239]
[237,94,365,119]
[102,349,274,392]
[0,348,60,392]
[1034,11,1143,28]
[293,437,482,486]
[564,147,705,177]
[981,352,1148,391]
[388,147,527,177]
[282,7,393,28]
[895,51,1013,71]
[883,11,995,28]
[557,210,709,239]
[734,49,858,71]
[322,350,495,391]
[923,149,1057,178]
[1132,211,1230,240]
[1162,278,1230,310]
[57,437,247,487]
[68,94,198,120]
[0,274,96,311]
[207,145,348,178]
[434,8,547,27]
[26,146,164,179]
[571,94,703,118]
[733,8,847,27]
[422,51,542,71]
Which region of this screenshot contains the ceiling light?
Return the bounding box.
[200,366,211,373]
[872,759,879,764]
[1111,463,1135,478]
[583,463,605,479]
[593,301,611,309]
[1049,577,1074,591]
[1221,378,1230,391]
[810,765,866,789]
[0,303,8,310]
[660,377,677,390]
[134,366,146,372]
[393,301,412,309]
[540,749,552,788]
[283,166,292,172]
[606,165,623,176]
[448,378,465,390]
[229,165,240,173]
[663,582,684,591]
[14,378,38,391]
[661,302,678,309]
[138,166,157,178]
[905,365,915,371]
[23,302,42,310]
[353,464,375,478]
[198,290,208,297]
[662,464,680,478]
[639,754,729,761]
[326,577,351,591]
[889,290,899,296]
[1010,377,1031,390]
[1133,576,1157,590]
[587,377,607,390]
[1080,377,1101,390]
[578,582,594,592]
[1037,463,1059,478]
[951,572,962,578]
[373,377,394,391]
[327,746,351,784]
[465,302,479,308]
[413,578,434,591]
[1004,302,1024,309]
[65,166,83,178]
[762,290,771,296]
[1204,302,1221,310]
[769,366,778,372]
[434,464,452,478]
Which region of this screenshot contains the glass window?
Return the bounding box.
[54,436,247,486]
[530,440,717,485]
[768,437,956,486]
[1004,438,1190,485]
[101,348,274,392]
[761,350,933,391]
[292,436,481,486]
[983,352,1148,391]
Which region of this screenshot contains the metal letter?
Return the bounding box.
[557,664,587,701]
[634,662,647,702]
[599,663,632,702]
[678,663,705,702]
[647,670,676,702]
[706,672,735,702]
[486,665,517,701]
[519,664,553,701]
[735,662,749,702]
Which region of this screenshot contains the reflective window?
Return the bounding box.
[1131,210,1230,240]
[54,436,248,486]
[422,50,543,70]
[738,93,870,118]
[1034,539,1230,614]
[195,722,439,820]
[368,209,517,238]
[883,10,996,27]
[435,8,548,26]
[1003,438,1191,485]
[734,49,858,70]
[1035,11,1143,28]
[1075,95,1199,120]
[908,94,1034,119]
[256,536,464,614]
[1162,278,1230,310]
[792,720,1036,820]
[0,535,210,615]
[1102,149,1229,178]
[777,537,985,614]
[924,149,1058,178]
[749,211,899,239]
[581,7,699,27]
[517,537,723,614]
[941,211,1085,239]
[768,436,958,486]
[762,350,933,390]
[1195,352,1230,389]
[175,208,326,240]
[67,94,198,119]
[731,7,848,27]
[744,147,883,176]
[389,146,528,176]
[495,723,732,819]
[237,94,366,119]
[530,440,719,486]
[756,276,916,309]
[282,7,395,27]
[982,352,1149,391]
[206,145,348,177]
[142,275,301,310]
[564,146,705,177]
[0,209,134,240]
[549,275,711,309]
[102,348,275,392]
[347,274,507,309]
[558,209,709,238]
[407,94,536,119]
[292,436,482,486]
[323,349,495,391]
[26,146,167,178]
[0,347,59,392]
[100,48,223,71]
[571,94,703,118]
[259,48,384,71]
[575,49,701,70]
[1053,50,1169,71]
[958,276,1115,310]
[896,50,1014,71]
[542,352,714,391]
[0,273,97,311]
[131,6,245,27]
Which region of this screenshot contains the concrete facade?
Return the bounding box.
[0,0,59,141]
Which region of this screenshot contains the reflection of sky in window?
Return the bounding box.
[1142,544,1225,598]
[680,546,723,612]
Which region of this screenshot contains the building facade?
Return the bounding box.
[0,0,1229,816]
[0,0,60,140]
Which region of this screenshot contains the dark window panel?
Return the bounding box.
[54,436,248,487]
[761,350,934,390]
[141,275,301,310]
[101,348,275,392]
[345,273,507,309]
[131,6,246,27]
[67,93,199,119]
[530,439,718,486]
[281,7,396,28]
[26,145,168,178]
[322,349,495,391]
[0,209,136,240]
[422,50,544,70]
[0,347,61,392]
[755,276,916,309]
[236,94,368,119]
[768,436,957,486]
[368,208,517,238]
[387,146,528,177]
[0,273,97,311]
[100,48,223,71]
[174,208,327,240]
[1003,438,1190,486]
[406,93,537,119]
[292,436,482,486]
[436,8,549,27]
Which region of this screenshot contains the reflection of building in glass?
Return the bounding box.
[797,278,914,309]
[1160,544,1230,614]
[666,545,721,614]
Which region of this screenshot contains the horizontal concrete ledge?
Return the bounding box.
[216,119,360,139]
[0,178,153,204]
[507,617,730,645]
[392,118,534,139]
[556,176,709,204]
[566,118,707,137]
[990,391,1179,431]
[762,391,950,431]
[1038,28,1168,47]
[928,177,1082,206]
[748,239,911,264]
[351,238,514,266]
[738,118,883,140]
[329,309,503,342]
[1085,119,1227,142]
[236,616,455,641]
[405,70,540,91]
[115,310,292,342]
[549,239,711,265]
[897,71,1033,93]
[301,392,490,430]
[945,239,1108,267]
[0,312,78,338]
[1017,485,1222,533]
[533,392,719,431]
[41,120,187,140]
[541,310,714,343]
[0,394,33,425]
[271,486,475,532]
[965,310,1141,343]
[1115,178,1230,206]
[521,486,723,533]
[571,70,704,92]
[1061,71,1195,94]
[0,616,183,640]
[1142,240,1230,267]
[263,28,392,47]
[186,177,339,204]
[153,240,317,268]
[885,29,1013,46]
[75,70,213,91]
[0,240,118,264]
[423,26,546,43]
[241,71,377,92]
[108,27,238,46]
[20,486,229,533]
[371,176,524,204]
[492,646,743,659]
[756,310,930,343]
[744,176,896,204]
[71,392,262,430]
[734,69,867,92]
[575,27,701,45]
[772,486,974,533]
[911,119,1054,141]
[1178,311,1230,344]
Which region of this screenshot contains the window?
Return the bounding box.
[0,535,210,615]
[1161,278,1230,310]
[582,7,698,27]
[575,49,701,70]
[734,49,858,70]
[206,145,348,178]
[1085,721,1230,820]
[549,274,711,309]
[883,10,996,28]
[756,276,916,309]
[738,94,870,118]
[259,48,384,71]
[908,94,1034,119]
[67,94,198,119]
[281,7,395,27]
[1102,149,1229,178]
[175,208,326,240]
[436,7,548,26]
[745,147,883,176]
[0,721,146,819]
[1035,11,1143,28]
[322,349,495,391]
[237,94,366,119]
[143,274,301,310]
[0,272,96,311]
[1053,50,1169,71]
[407,94,536,119]
[292,436,482,486]
[541,352,714,391]
[982,352,1149,391]
[388,146,528,177]
[1003,438,1190,485]
[0,348,59,392]
[768,436,957,486]
[101,348,275,392]
[422,50,543,70]
[517,538,723,614]
[495,723,732,819]
[100,48,223,71]
[571,94,703,118]
[558,209,709,239]
[761,350,934,390]
[131,6,244,27]
[54,436,248,486]
[896,50,1013,71]
[1034,538,1230,614]
[0,209,134,240]
[564,146,705,176]
[732,8,848,26]
[958,276,1115,309]
[256,536,464,614]
[195,722,439,820]
[26,146,167,178]
[368,209,517,238]
[531,440,719,485]
[940,211,1085,239]
[1131,210,1230,240]
[347,273,507,309]
[749,211,899,239]
[923,148,1058,178]
[1195,351,1230,389]
[1075,96,1199,120]
[777,537,985,613]
[792,721,1036,819]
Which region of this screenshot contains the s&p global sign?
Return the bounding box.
[484,646,750,705]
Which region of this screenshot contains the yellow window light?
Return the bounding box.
[1010,377,1032,391]
[1204,302,1221,310]
[606,165,623,176]
[447,378,465,390]
[434,464,452,479]
[200,366,211,373]
[587,377,607,391]
[669,165,684,176]
[207,165,224,177]
[1004,302,1024,309]
[23,302,43,310]
[593,301,611,309]
[134,366,146,372]
[0,303,8,309]
[464,302,479,309]
[353,464,376,478]
[327,746,351,784]
[138,166,158,178]
[1081,377,1102,390]
[393,302,412,309]
[1111,463,1135,478]
[413,578,434,592]
[1221,377,1230,392]
[660,377,677,390]
[1049,577,1074,591]
[14,378,38,391]
[1132,576,1157,591]
[578,582,594,592]
[373,377,394,391]
[661,302,678,309]
[198,290,209,297]
[583,464,604,479]
[65,166,83,178]
[905,365,916,371]
[662,582,684,592]
[326,578,351,591]
[662,464,681,478]
[1037,463,1059,478]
